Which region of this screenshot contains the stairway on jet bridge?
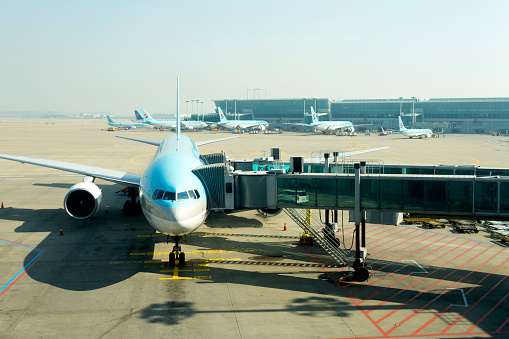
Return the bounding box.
[284,208,348,266]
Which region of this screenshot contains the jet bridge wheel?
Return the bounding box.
[353,267,370,282]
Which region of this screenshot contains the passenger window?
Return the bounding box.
[188,190,196,199]
[194,189,200,199]
[163,191,176,200]
[177,191,189,200]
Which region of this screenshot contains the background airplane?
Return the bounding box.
[106,115,152,129]
[398,116,433,138]
[216,107,269,132]
[287,107,364,133]
[138,108,208,130]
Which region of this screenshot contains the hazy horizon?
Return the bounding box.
[1,1,508,117]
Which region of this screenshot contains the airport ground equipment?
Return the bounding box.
[452,220,479,234]
[422,220,448,229]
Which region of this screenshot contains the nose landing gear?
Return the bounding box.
[168,236,186,267]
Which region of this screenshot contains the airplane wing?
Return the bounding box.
[196,136,239,146]
[116,135,238,147]
[116,136,161,146]
[304,146,389,163]
[0,154,141,187]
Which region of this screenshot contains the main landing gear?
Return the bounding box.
[167,235,186,267]
[122,187,142,215]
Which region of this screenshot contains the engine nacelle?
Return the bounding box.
[64,182,102,220]
[349,126,355,132]
[257,208,283,217]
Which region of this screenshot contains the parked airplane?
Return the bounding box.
[287,107,362,133]
[216,107,269,132]
[138,108,208,130]
[106,115,152,129]
[0,79,236,267]
[398,116,432,138]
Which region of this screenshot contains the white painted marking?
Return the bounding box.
[0,175,24,178]
[447,288,469,307]
[401,260,429,273]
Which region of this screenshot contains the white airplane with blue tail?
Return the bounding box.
[287,107,365,133]
[139,108,208,130]
[106,115,152,129]
[216,107,268,132]
[398,116,433,138]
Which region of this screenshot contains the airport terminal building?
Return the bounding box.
[212,97,509,133]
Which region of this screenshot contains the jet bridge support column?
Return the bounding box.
[351,162,369,281]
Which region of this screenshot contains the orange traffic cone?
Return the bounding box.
[283,223,287,231]
[59,227,64,236]
[1,202,4,209]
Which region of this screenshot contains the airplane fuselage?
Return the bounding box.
[139,134,207,236]
[218,121,268,130]
[311,121,354,132]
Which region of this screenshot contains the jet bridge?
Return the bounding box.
[195,150,509,281]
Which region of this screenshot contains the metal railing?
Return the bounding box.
[284,208,348,266]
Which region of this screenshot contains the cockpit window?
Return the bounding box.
[163,191,176,200]
[177,191,189,200]
[152,189,200,201]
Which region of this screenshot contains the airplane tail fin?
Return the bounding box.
[217,107,228,122]
[134,110,143,121]
[310,107,319,123]
[140,108,154,121]
[398,116,407,131]
[106,115,114,123]
[176,77,181,149]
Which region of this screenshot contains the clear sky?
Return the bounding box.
[1,0,508,115]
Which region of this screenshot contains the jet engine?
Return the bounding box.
[64,182,102,219]
[257,208,282,217]
[349,126,355,132]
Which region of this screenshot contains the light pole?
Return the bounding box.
[399,97,403,116]
[186,100,190,118]
[411,97,416,124]
[200,101,204,121]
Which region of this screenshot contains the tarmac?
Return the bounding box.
[0,120,508,338]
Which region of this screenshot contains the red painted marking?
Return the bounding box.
[468,288,509,333]
[412,246,507,335]
[384,244,495,335]
[343,232,441,291]
[442,275,508,335]
[368,239,471,315]
[355,235,450,300]
[361,237,460,306]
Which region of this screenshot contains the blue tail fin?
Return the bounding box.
[176,77,180,149]
[398,116,407,131]
[106,115,114,123]
[134,110,143,121]
[310,107,319,123]
[140,108,154,121]
[217,107,228,122]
